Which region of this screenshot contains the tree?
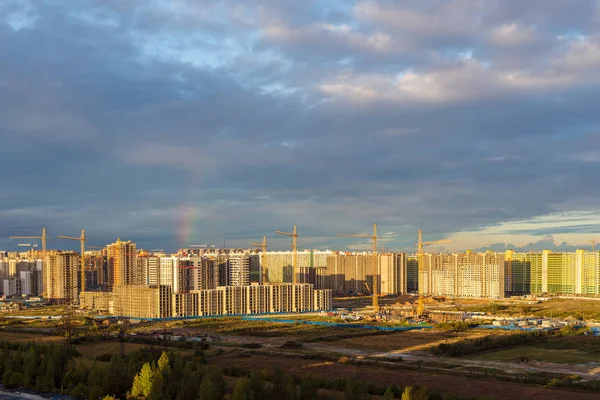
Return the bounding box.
[176,362,201,400]
[232,377,255,400]
[298,374,319,400]
[129,362,154,399]
[344,378,369,400]
[157,352,170,372]
[249,371,265,400]
[284,375,298,400]
[401,386,428,400]
[383,385,396,400]
[270,367,288,399]
[198,367,226,400]
[151,352,171,400]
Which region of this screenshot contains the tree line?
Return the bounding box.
[0,339,487,399]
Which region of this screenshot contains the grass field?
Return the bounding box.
[471,345,599,364]
[469,334,600,364]
[0,329,61,343]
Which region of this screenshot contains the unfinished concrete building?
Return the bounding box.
[44,251,80,302]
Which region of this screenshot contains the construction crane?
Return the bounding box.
[590,239,598,253]
[416,229,452,295]
[10,227,48,260]
[250,236,268,284]
[416,229,452,254]
[58,230,87,295]
[275,225,298,284]
[363,281,372,296]
[337,223,379,310]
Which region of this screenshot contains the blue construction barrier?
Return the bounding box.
[241,316,432,331]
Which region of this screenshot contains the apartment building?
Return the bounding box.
[45,251,79,302]
[418,251,505,299]
[190,256,218,290]
[109,285,172,319]
[380,253,407,295]
[506,250,600,295]
[261,251,332,283]
[106,239,137,288]
[227,254,250,287]
[171,283,330,318]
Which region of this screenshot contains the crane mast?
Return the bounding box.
[58,229,87,297]
[250,236,268,284]
[275,225,298,284]
[9,227,47,260]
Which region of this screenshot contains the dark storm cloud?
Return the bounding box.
[1,0,600,252]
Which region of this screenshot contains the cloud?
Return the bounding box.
[1,1,600,253]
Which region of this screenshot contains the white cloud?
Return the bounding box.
[490,23,537,47]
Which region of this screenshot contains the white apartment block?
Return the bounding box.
[228,254,250,287]
[380,253,407,295]
[418,252,505,299]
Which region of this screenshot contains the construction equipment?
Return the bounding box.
[275,225,298,284]
[364,282,372,296]
[590,239,598,253]
[337,223,379,310]
[250,236,268,284]
[10,227,48,260]
[416,229,452,254]
[58,230,87,295]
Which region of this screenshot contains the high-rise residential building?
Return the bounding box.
[19,271,32,296]
[577,250,600,295]
[506,250,599,296]
[190,256,218,290]
[260,251,332,283]
[406,255,419,293]
[45,251,79,302]
[418,251,505,299]
[3,278,21,297]
[380,253,407,295]
[138,253,161,286]
[106,239,137,288]
[227,254,250,287]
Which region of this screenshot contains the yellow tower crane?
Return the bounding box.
[58,230,87,295]
[250,236,268,284]
[337,223,379,310]
[590,239,597,253]
[10,227,48,260]
[416,229,452,295]
[275,225,298,284]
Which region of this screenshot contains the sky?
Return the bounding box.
[1,0,600,253]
